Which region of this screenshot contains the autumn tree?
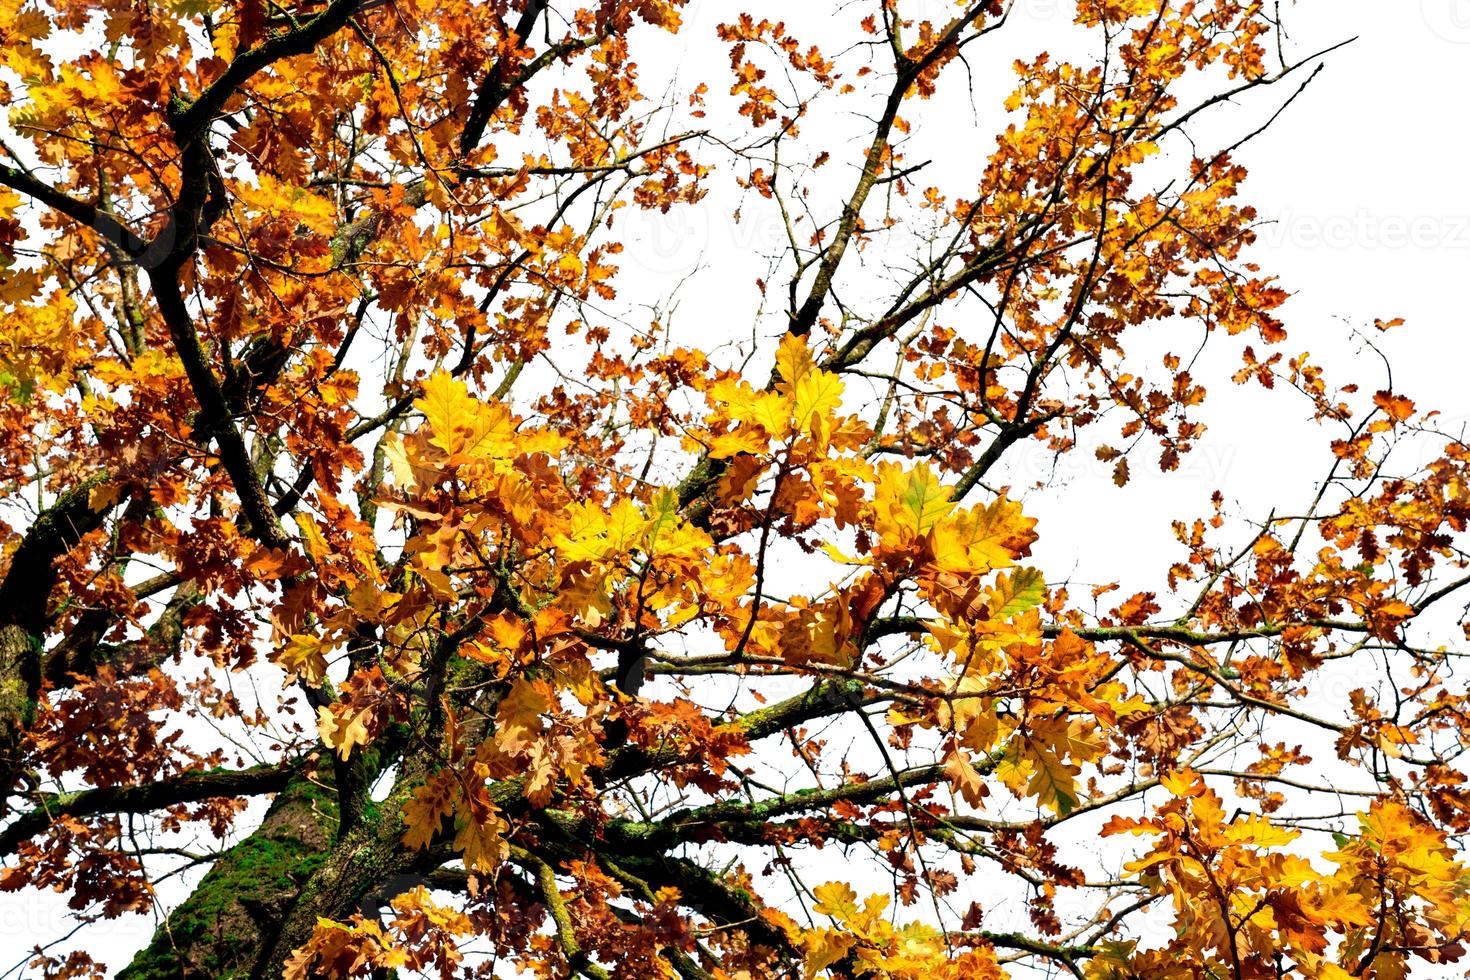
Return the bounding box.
[1,0,1468,977]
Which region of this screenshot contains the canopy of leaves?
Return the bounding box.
[0,1,1467,978]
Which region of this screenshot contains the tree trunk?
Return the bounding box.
[0,624,37,807]
[252,801,424,979]
[119,774,339,979]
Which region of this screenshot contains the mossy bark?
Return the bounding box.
[119,757,431,979]
[0,625,38,804]
[251,802,423,979]
[118,775,340,980]
[0,474,112,805]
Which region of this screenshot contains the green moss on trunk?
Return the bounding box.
[118,775,339,980]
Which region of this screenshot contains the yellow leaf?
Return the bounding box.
[712,377,792,440]
[931,494,1035,574]
[401,770,457,851]
[278,634,330,686]
[1012,722,1099,815]
[524,739,559,808]
[811,881,859,920]
[553,498,651,562]
[945,670,1000,753]
[515,427,568,457]
[295,512,330,565]
[802,928,854,980]
[707,427,769,459]
[318,704,372,761]
[462,640,511,675]
[792,368,844,444]
[347,578,399,623]
[1022,743,1079,815]
[381,431,418,487]
[488,207,525,243]
[485,614,527,655]
[454,800,509,872]
[415,370,516,460]
[874,462,952,543]
[1029,716,1107,766]
[557,568,613,623]
[1160,768,1204,797]
[1221,813,1300,849]
[605,497,652,552]
[775,331,815,391]
[87,481,121,512]
[495,677,548,755]
[985,567,1046,621]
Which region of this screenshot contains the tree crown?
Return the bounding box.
[0,1,1467,978]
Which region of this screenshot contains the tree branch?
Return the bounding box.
[1,760,298,857]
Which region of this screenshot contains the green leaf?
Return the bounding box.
[989,567,1045,621]
[899,468,952,534]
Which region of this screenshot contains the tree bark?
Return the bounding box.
[118,773,340,980]
[0,475,112,808]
